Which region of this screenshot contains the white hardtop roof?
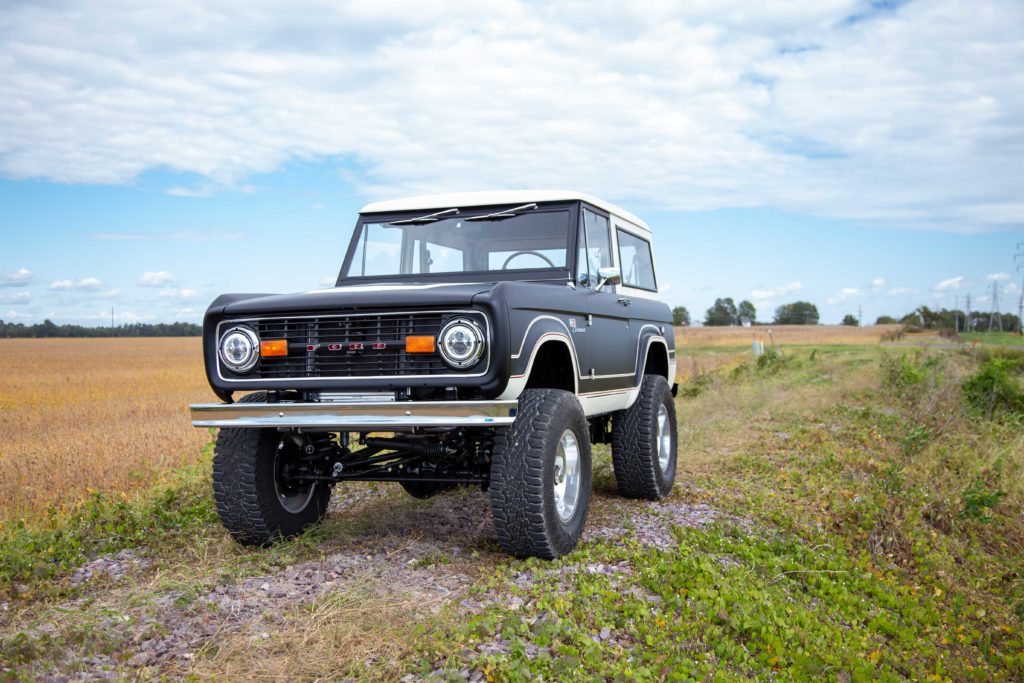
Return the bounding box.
[360,190,649,231]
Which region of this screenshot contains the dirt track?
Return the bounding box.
[9,478,729,681]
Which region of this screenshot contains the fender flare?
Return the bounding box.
[501,316,582,398]
[633,333,671,386]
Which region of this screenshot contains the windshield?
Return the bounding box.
[343,208,571,278]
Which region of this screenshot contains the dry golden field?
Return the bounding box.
[676,323,905,347]
[0,326,904,523]
[0,338,215,523]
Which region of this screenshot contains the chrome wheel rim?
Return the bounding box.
[274,439,317,514]
[553,429,582,523]
[657,404,671,472]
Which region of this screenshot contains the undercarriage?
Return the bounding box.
[274,428,494,489]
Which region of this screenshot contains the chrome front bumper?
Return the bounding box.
[190,400,518,430]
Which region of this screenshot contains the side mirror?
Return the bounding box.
[596,267,621,292]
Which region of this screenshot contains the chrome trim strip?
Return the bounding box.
[190,400,517,429]
[215,309,490,384]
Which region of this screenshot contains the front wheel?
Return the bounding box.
[489,389,592,559]
[212,395,331,545]
[611,374,677,500]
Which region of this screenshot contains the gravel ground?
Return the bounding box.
[3,484,746,682]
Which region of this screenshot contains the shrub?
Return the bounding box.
[960,480,1006,523]
[881,352,941,390]
[962,356,1024,418]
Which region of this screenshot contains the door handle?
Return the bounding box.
[617,297,631,307]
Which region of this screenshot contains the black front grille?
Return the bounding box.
[243,311,480,379]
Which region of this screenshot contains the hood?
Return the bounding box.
[217,282,497,316]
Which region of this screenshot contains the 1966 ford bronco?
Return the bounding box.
[191,191,678,559]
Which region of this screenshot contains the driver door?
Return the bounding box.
[576,206,635,393]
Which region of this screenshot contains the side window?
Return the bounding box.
[576,224,590,287]
[580,208,612,289]
[616,229,657,291]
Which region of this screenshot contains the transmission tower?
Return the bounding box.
[965,293,972,332]
[989,281,1002,332]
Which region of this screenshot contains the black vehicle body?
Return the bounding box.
[198,197,676,410]
[192,192,679,559]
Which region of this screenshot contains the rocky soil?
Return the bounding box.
[2,482,740,681]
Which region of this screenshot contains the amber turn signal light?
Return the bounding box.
[260,339,288,357]
[405,335,435,353]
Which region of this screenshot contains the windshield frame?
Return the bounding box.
[335,200,581,286]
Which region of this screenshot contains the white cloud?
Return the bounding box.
[157,287,198,299]
[138,271,178,287]
[50,276,104,291]
[871,277,885,289]
[0,1,1022,232]
[3,309,35,319]
[888,286,914,296]
[48,277,119,299]
[934,276,964,291]
[750,281,802,301]
[827,287,863,305]
[79,309,156,323]
[986,272,1011,281]
[0,268,32,287]
[320,276,337,287]
[0,291,31,305]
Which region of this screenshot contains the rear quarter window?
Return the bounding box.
[616,229,657,291]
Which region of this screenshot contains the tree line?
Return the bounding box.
[672,299,820,327]
[0,320,202,338]
[669,299,1020,331]
[874,307,1020,332]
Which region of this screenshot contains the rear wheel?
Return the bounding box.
[490,389,592,559]
[212,393,331,545]
[611,375,677,499]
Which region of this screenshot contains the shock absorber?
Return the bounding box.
[364,437,454,458]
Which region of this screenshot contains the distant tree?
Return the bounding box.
[841,314,859,326]
[773,301,819,325]
[672,306,691,327]
[0,320,201,338]
[704,298,738,326]
[875,315,899,325]
[737,300,756,325]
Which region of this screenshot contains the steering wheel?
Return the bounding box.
[501,250,556,269]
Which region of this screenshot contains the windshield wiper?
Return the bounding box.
[388,208,459,225]
[464,203,538,221]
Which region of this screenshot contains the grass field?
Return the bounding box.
[2,338,1023,679]
[676,323,905,348]
[960,331,1024,347]
[0,338,214,523]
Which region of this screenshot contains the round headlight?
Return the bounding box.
[219,326,260,372]
[438,318,485,369]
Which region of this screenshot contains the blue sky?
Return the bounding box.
[2,1,1022,326]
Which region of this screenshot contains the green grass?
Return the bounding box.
[0,446,220,602]
[960,331,1024,347]
[415,346,1024,681]
[3,345,1023,681]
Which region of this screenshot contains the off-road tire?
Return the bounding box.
[212,392,331,546]
[490,389,592,559]
[611,374,677,500]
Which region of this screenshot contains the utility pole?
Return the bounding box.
[111,306,114,333]
[966,293,972,332]
[954,294,959,333]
